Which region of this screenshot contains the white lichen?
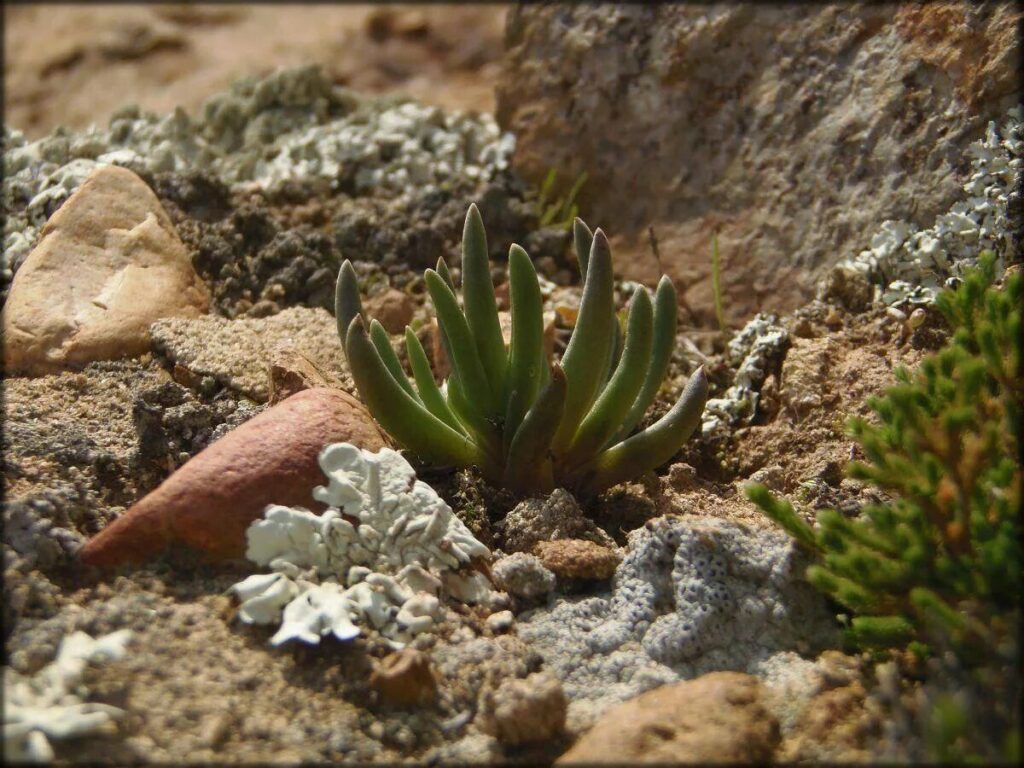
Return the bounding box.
[841,105,1023,306]
[2,65,515,288]
[702,313,789,438]
[230,443,494,648]
[3,630,132,763]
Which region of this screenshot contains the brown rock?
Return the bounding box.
[363,287,414,335]
[480,672,567,745]
[369,649,438,707]
[532,539,620,580]
[78,388,385,568]
[558,672,779,764]
[3,165,210,374]
[498,4,1021,322]
[267,349,347,406]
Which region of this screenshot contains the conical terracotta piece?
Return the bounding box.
[79,387,386,568]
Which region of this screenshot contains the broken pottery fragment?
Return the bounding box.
[78,388,386,567]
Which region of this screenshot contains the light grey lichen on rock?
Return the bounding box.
[3,629,132,763]
[702,314,789,439]
[840,105,1023,306]
[230,443,494,648]
[3,65,515,289]
[515,515,836,731]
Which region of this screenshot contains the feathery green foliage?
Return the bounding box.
[748,253,1021,657]
[748,253,1021,760]
[336,204,708,496]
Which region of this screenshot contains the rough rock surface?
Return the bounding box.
[491,553,557,600]
[497,2,1022,320]
[3,165,209,373]
[500,489,616,553]
[557,672,779,764]
[516,515,836,731]
[79,388,386,567]
[533,539,621,581]
[480,672,568,745]
[151,307,351,403]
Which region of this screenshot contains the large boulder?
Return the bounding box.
[497,3,1021,321]
[2,165,210,374]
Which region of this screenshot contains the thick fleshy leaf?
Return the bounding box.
[504,244,545,448]
[345,317,478,468]
[369,319,419,402]
[561,286,653,471]
[405,327,466,435]
[445,375,502,477]
[612,276,679,443]
[425,269,497,415]
[573,218,594,281]
[436,256,456,292]
[552,228,617,453]
[572,366,708,496]
[504,365,567,494]
[461,204,508,402]
[335,260,363,355]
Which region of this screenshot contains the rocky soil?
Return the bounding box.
[3,5,1020,765]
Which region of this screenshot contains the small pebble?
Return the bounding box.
[486,610,514,633]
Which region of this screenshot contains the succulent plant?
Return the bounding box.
[335,204,707,497]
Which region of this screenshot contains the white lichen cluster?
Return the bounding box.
[2,65,514,286]
[701,314,789,438]
[841,105,1023,306]
[3,629,132,763]
[230,443,494,648]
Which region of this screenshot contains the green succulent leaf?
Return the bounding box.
[504,244,546,448]
[562,285,654,472]
[461,204,508,403]
[404,326,466,435]
[613,275,679,443]
[425,268,498,416]
[553,228,617,453]
[369,319,419,402]
[572,365,709,495]
[345,316,478,468]
[505,365,568,494]
[335,259,363,352]
[573,217,594,280]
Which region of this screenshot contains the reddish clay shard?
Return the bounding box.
[79,387,386,568]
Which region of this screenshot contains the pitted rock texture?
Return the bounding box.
[557,672,779,764]
[516,515,837,730]
[2,165,209,374]
[497,3,1022,321]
